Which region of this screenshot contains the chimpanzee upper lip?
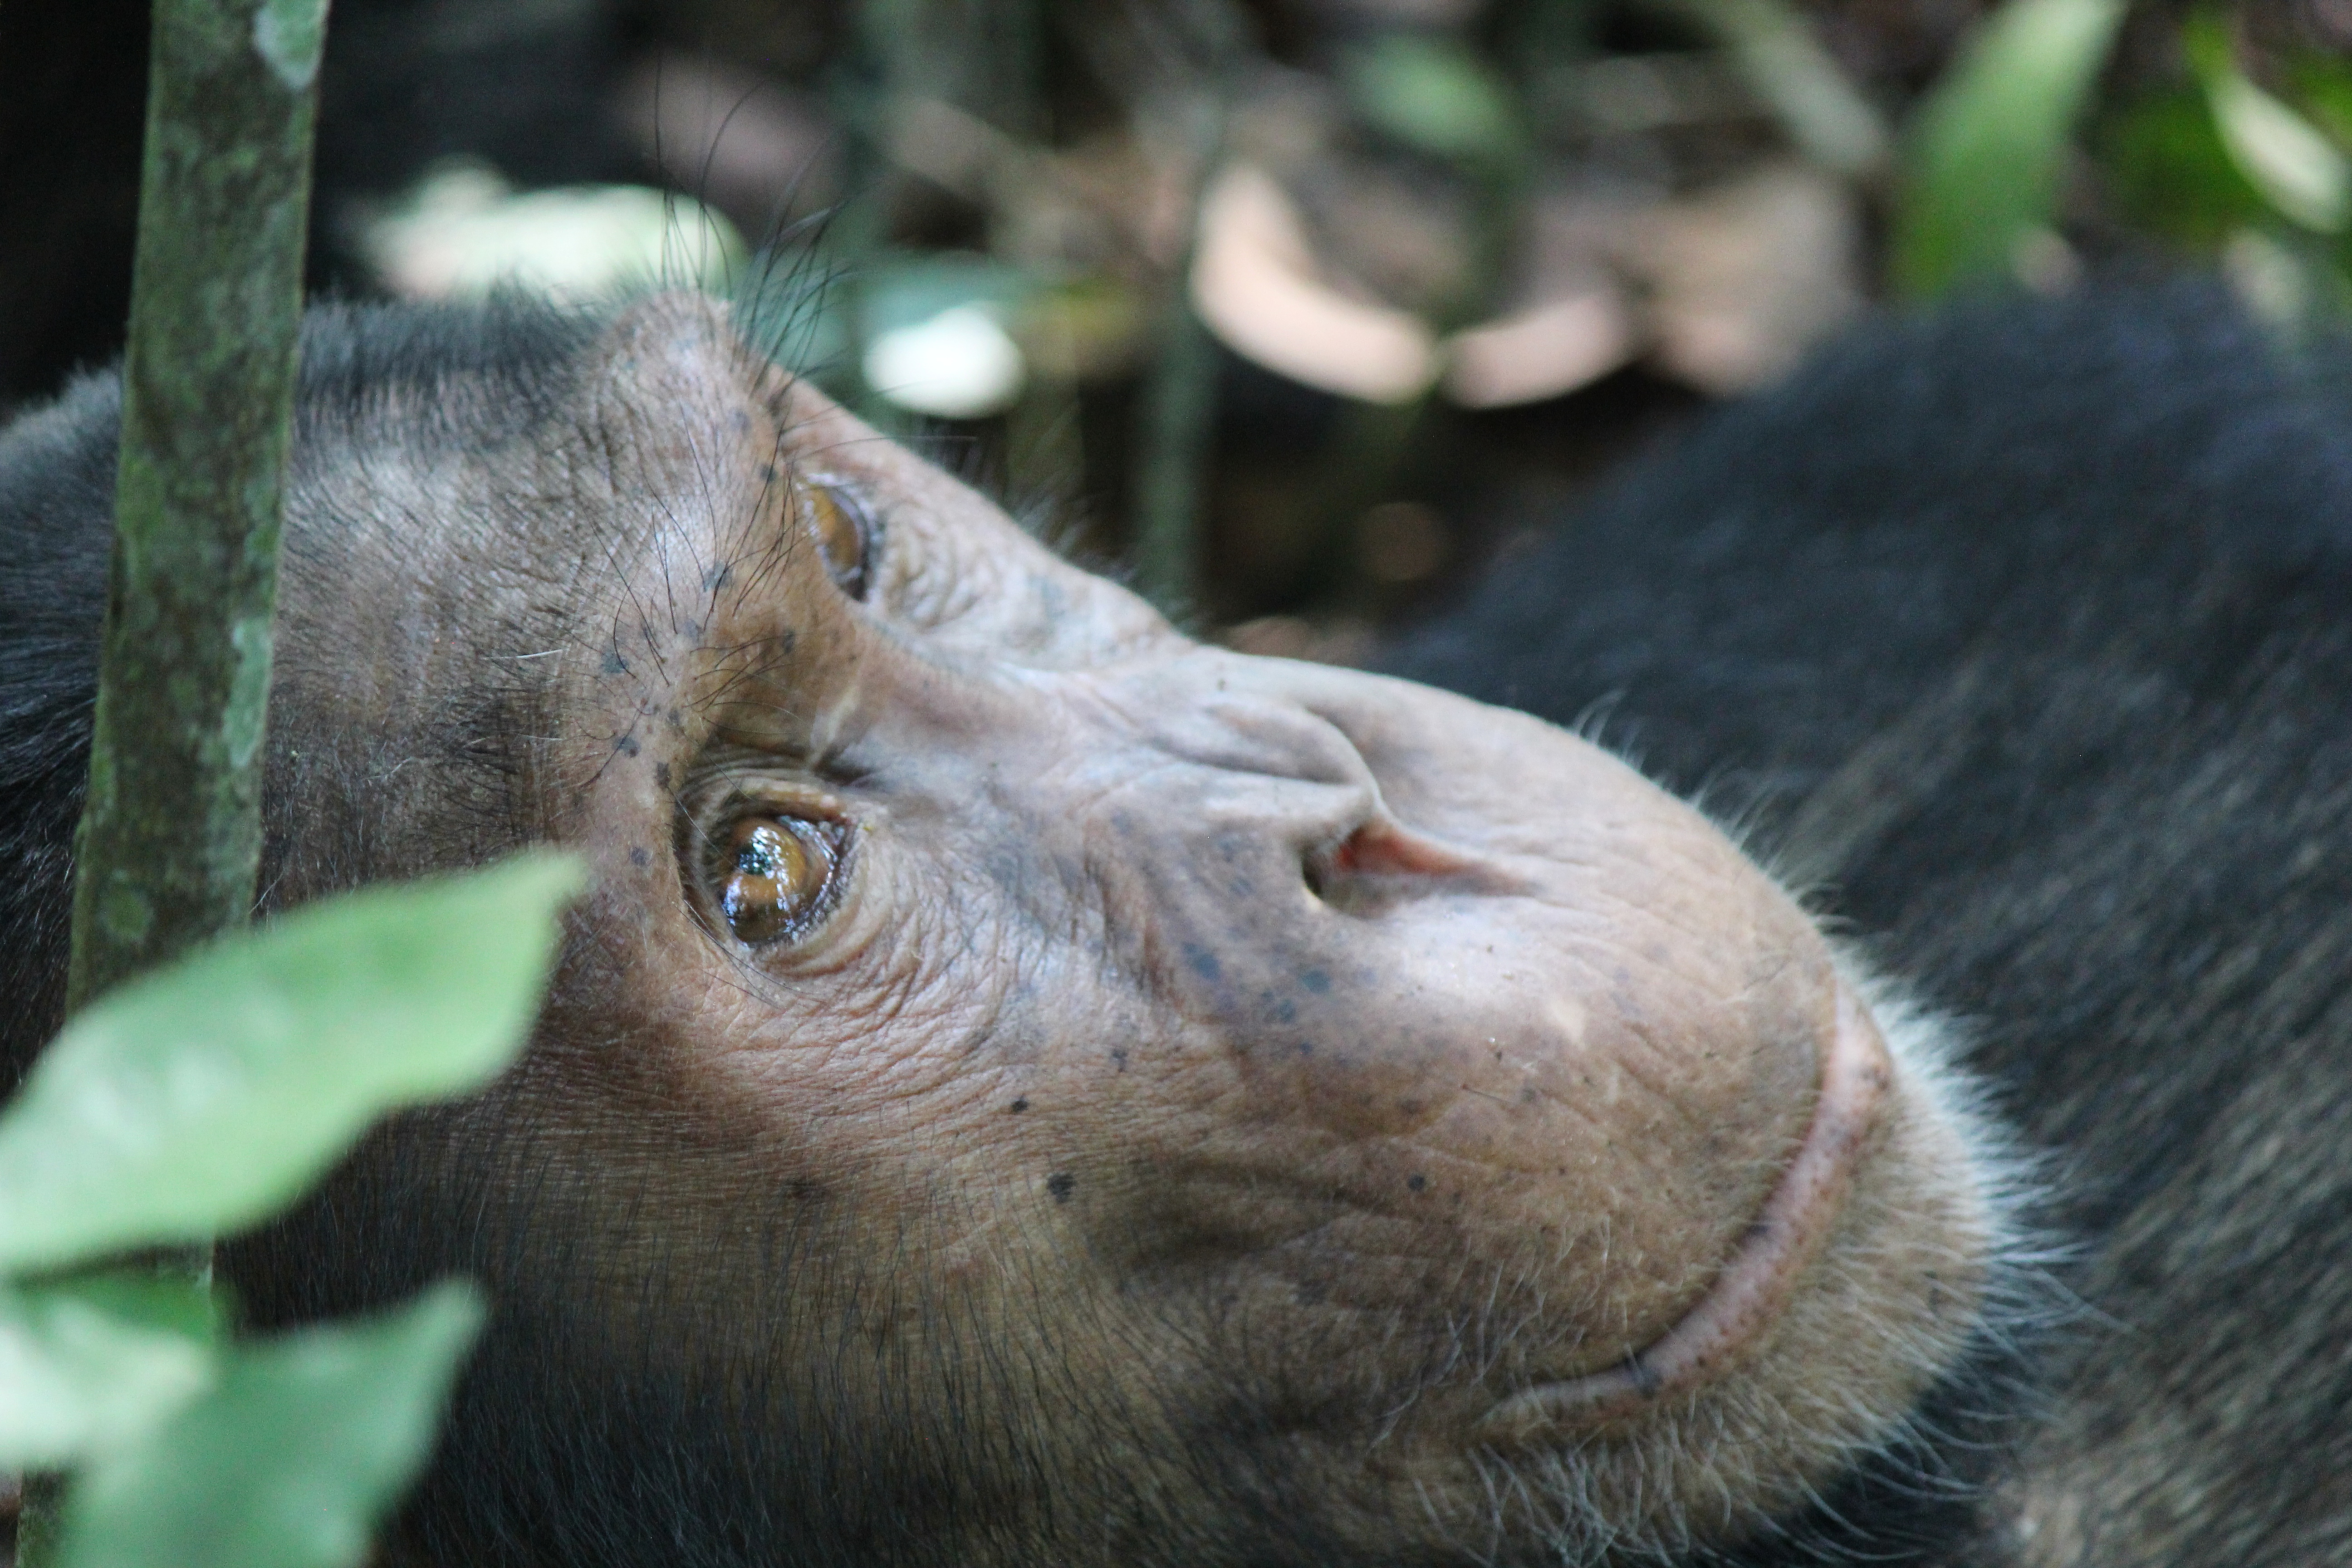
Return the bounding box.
[1473,981,1894,1444]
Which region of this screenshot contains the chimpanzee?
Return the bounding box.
[0,280,2347,1568]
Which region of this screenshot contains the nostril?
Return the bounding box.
[1328,820,1466,878]
[1305,819,1520,910]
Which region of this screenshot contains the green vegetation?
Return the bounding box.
[1,855,581,1567]
[1892,0,2128,296]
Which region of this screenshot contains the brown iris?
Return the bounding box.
[717,815,840,944]
[803,484,872,600]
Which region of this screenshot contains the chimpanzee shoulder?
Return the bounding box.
[1382,283,2352,805]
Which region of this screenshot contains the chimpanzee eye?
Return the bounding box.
[712,814,843,945]
[802,483,874,601]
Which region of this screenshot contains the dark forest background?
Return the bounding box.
[5,0,2347,642]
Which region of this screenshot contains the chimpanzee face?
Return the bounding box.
[256,295,2003,1566]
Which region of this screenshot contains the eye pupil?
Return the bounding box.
[718,816,838,944]
[804,485,871,600]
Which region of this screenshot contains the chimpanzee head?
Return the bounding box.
[7,293,2015,1566]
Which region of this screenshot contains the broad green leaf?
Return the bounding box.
[0,1278,217,1469]
[1891,0,2127,297]
[0,853,583,1275]
[1343,36,1523,167]
[2167,24,2352,237]
[2206,71,2349,231]
[59,1281,485,1568]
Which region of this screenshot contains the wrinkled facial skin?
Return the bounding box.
[260,297,2000,1567]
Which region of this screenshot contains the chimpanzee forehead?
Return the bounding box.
[263,292,1143,882]
[281,294,775,638]
[263,297,726,881]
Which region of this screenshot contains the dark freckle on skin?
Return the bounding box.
[776,629,797,654]
[1296,1041,1314,1057]
[1300,968,1332,995]
[629,847,651,867]
[654,762,671,788]
[1111,1047,1128,1072]
[666,708,684,732]
[1047,1173,1076,1203]
[1185,944,1223,983]
[730,411,751,435]
[1010,1098,1029,1113]
[614,735,640,756]
[1747,1220,1774,1243]
[602,648,629,676]
[704,563,734,592]
[1408,1174,1428,1192]
[760,463,779,484]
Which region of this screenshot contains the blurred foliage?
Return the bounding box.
[1343,34,1525,169]
[285,0,2352,626]
[610,0,2352,627]
[1891,0,2126,295]
[0,854,579,1566]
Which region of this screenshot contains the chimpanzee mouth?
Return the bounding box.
[1474,983,1894,1444]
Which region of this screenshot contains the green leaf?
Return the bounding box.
[0,1277,217,1469]
[58,1281,486,1568]
[2205,71,2349,231]
[1343,35,1524,167]
[2176,18,2352,235]
[1891,0,2127,297]
[0,853,583,1276]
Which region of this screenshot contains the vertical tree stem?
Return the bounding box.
[1128,44,1237,621]
[69,0,324,1012]
[25,5,325,1553]
[1130,300,1220,617]
[828,0,915,426]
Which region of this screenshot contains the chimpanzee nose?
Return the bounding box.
[1073,651,1516,922]
[1022,647,1843,1406]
